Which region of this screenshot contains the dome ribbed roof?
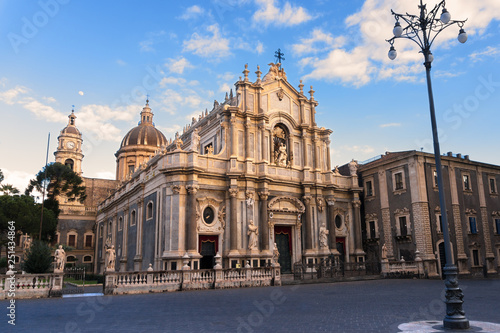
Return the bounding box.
[120,125,166,148]
[62,126,81,135]
[118,100,166,150]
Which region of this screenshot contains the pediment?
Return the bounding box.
[268,196,305,213]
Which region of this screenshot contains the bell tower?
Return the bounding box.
[54,108,84,175]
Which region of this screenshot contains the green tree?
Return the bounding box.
[0,184,20,195]
[0,194,57,242]
[25,162,87,217]
[21,240,53,273]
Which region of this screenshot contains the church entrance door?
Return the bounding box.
[274,226,292,273]
[336,237,346,263]
[199,235,218,269]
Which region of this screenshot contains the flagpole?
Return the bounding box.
[39,133,50,240]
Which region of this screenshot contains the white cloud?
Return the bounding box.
[159,77,187,87]
[434,70,466,79]
[165,57,194,74]
[470,46,500,62]
[256,41,264,55]
[183,24,231,59]
[2,169,35,194]
[252,0,313,27]
[218,72,236,81]
[219,83,231,93]
[0,86,28,105]
[20,97,67,123]
[139,31,166,52]
[380,122,401,128]
[43,96,56,103]
[298,0,500,87]
[292,29,346,56]
[180,5,205,20]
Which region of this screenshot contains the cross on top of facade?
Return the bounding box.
[274,48,285,68]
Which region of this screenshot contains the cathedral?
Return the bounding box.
[93,63,365,273]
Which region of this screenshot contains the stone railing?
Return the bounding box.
[0,272,64,299]
[381,258,424,278]
[104,266,281,295]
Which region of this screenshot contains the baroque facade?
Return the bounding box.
[357,150,500,278]
[95,63,365,274]
[53,111,118,270]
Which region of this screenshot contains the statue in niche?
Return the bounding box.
[247,220,259,250]
[54,245,66,271]
[276,143,287,167]
[381,243,388,260]
[319,224,329,249]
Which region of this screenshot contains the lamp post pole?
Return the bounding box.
[386,1,469,330]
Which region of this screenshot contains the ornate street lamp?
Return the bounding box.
[386,1,469,330]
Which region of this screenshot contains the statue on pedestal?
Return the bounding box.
[54,245,66,272]
[319,224,329,249]
[106,245,116,271]
[247,220,259,250]
[273,242,280,264]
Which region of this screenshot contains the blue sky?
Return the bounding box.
[1,0,500,191]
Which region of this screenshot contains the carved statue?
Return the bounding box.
[319,224,329,249]
[54,245,66,271]
[276,142,287,167]
[348,159,358,176]
[23,235,32,253]
[174,132,183,150]
[190,128,200,152]
[333,166,341,175]
[273,242,280,263]
[381,243,388,260]
[106,245,116,270]
[247,220,259,250]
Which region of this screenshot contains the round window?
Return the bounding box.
[203,206,215,225]
[335,215,342,229]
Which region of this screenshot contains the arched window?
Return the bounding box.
[146,202,154,220]
[130,210,136,226]
[272,124,289,167]
[83,255,92,263]
[67,255,77,262]
[118,217,123,231]
[65,159,74,171]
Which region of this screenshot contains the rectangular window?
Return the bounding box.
[490,178,497,194]
[130,211,136,226]
[437,215,442,233]
[365,181,373,197]
[472,249,479,266]
[85,235,93,248]
[394,172,403,190]
[433,170,438,187]
[68,235,76,247]
[469,217,477,234]
[369,221,376,239]
[128,164,135,175]
[399,216,408,236]
[361,221,367,241]
[495,218,500,235]
[463,174,471,191]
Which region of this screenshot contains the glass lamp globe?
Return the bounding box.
[458,29,468,43]
[388,46,397,60]
[427,52,434,63]
[393,22,403,37]
[440,8,451,24]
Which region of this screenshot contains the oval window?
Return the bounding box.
[335,215,342,229]
[203,207,215,225]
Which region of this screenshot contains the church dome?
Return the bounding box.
[118,100,166,149]
[120,125,166,148]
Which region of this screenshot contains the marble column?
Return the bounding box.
[303,195,313,251]
[258,191,269,252]
[186,185,199,253]
[353,200,365,259]
[229,187,239,251]
[326,198,339,255]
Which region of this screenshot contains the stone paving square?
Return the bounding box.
[2,279,499,333]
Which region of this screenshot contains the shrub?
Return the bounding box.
[21,240,53,273]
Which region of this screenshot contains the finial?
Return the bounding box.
[255,65,262,83]
[146,94,149,105]
[225,92,229,101]
[243,63,250,82]
[299,80,304,94]
[229,89,233,100]
[309,85,315,100]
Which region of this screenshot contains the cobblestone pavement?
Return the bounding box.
[2,279,499,333]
